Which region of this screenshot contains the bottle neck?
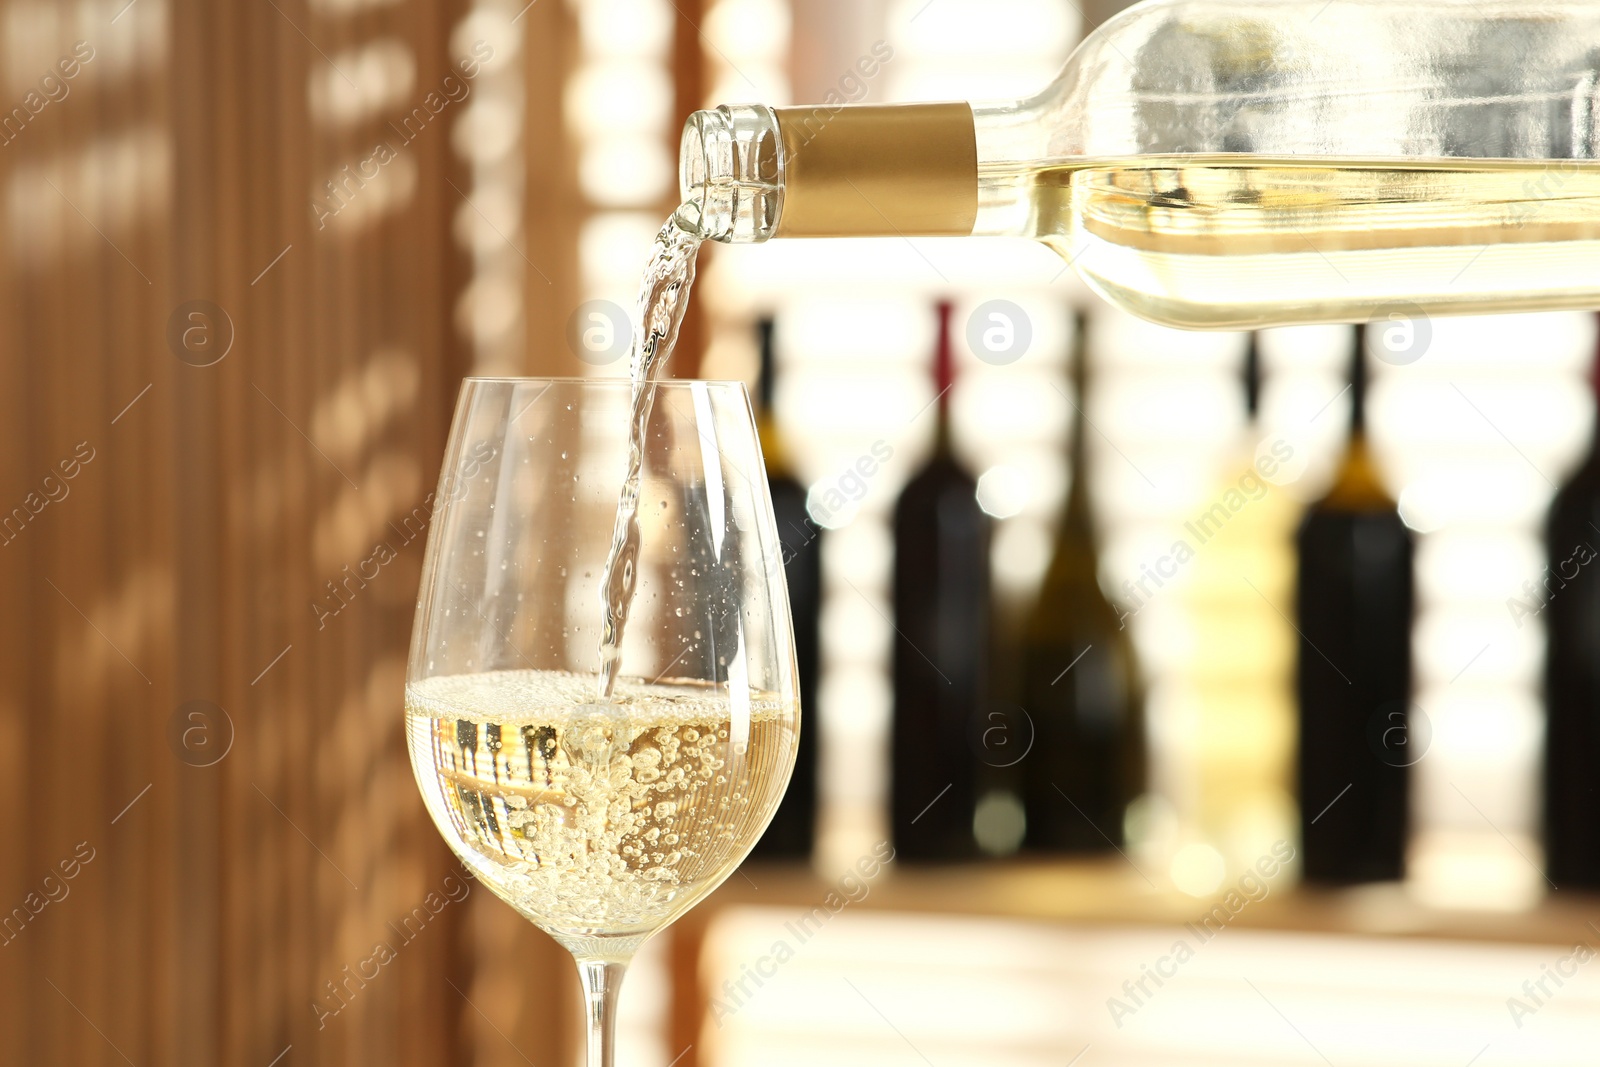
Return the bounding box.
[757,318,777,413]
[1061,316,1093,540]
[683,102,1045,242]
[1588,318,1600,460]
[1323,332,1390,509]
[1324,435,1389,509]
[1038,317,1101,596]
[1348,329,1368,437]
[755,317,790,474]
[932,301,955,454]
[758,411,788,474]
[1243,334,1261,425]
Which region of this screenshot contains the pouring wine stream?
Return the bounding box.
[596,208,704,699]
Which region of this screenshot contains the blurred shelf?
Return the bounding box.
[697,857,1600,947]
[670,859,1600,1067]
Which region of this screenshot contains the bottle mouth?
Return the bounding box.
[676,110,717,235]
[677,104,784,243]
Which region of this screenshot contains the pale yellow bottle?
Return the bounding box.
[1170,336,1298,883]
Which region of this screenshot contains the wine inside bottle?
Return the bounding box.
[1295,328,1414,884]
[1019,313,1144,852]
[891,302,990,861]
[749,317,820,861]
[1543,315,1600,887]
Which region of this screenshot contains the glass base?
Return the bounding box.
[553,932,647,963]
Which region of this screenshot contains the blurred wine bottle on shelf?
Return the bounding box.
[1295,328,1413,885]
[1176,335,1298,874]
[1018,313,1145,852]
[749,317,819,861]
[1544,314,1600,887]
[891,301,990,861]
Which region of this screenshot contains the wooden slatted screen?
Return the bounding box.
[0,0,527,1062]
[0,0,712,1059]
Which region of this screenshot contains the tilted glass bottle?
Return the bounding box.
[679,0,1600,331]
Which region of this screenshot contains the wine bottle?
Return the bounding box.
[749,317,820,860]
[1295,328,1413,884]
[1018,314,1144,852]
[678,3,1600,330]
[1543,315,1600,887]
[1178,334,1298,872]
[891,301,990,861]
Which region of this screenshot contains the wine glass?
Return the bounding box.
[405,377,800,1066]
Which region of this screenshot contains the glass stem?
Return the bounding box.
[578,957,629,1067]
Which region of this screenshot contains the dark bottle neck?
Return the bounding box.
[1587,314,1600,459]
[933,300,955,452]
[1243,333,1261,425]
[1322,325,1389,509]
[1033,312,1107,612]
[757,316,777,413]
[1349,324,1367,438]
[755,316,789,474]
[1062,312,1093,538]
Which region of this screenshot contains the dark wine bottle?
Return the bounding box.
[1295,327,1414,884]
[1019,313,1145,852]
[749,317,820,860]
[1543,315,1600,887]
[891,301,990,861]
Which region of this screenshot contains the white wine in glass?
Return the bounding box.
[406,378,800,1065]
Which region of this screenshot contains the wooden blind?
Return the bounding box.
[0,0,496,1062]
[0,0,717,1061]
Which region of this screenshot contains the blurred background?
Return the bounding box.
[4,0,1600,1064]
